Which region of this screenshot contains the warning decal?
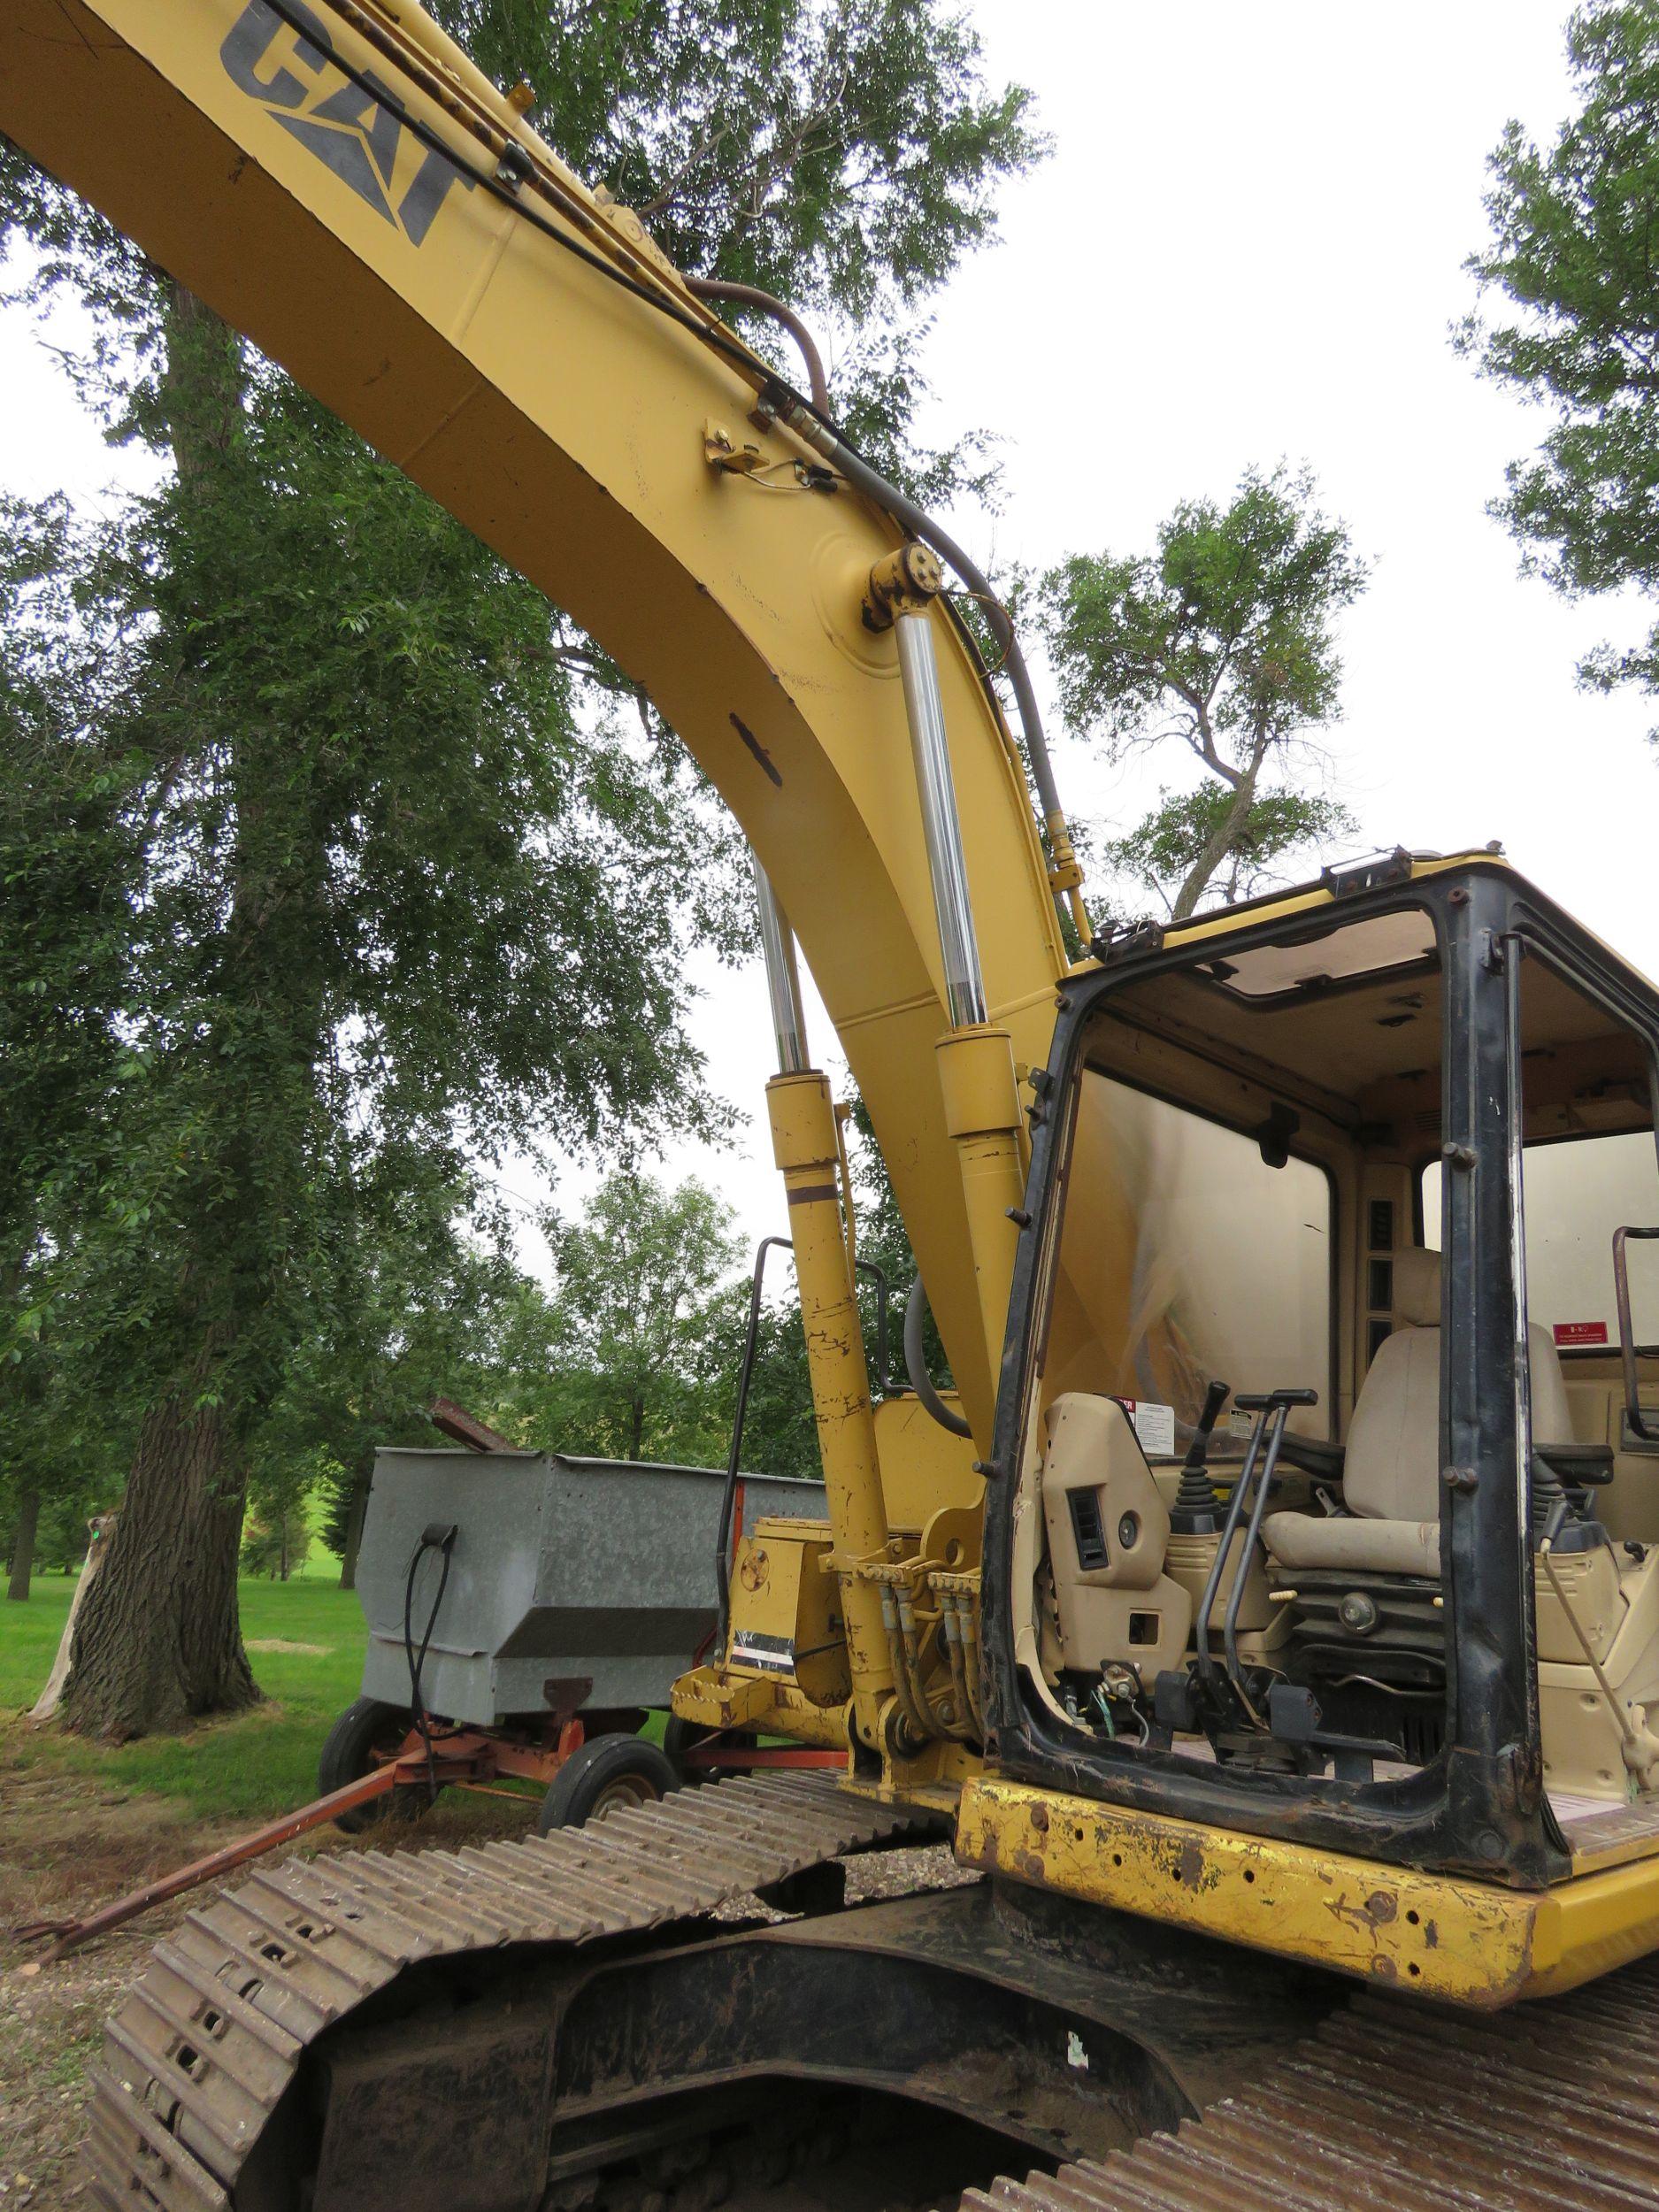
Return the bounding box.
[1554,1320,1609,1348]
[730,1631,795,1676]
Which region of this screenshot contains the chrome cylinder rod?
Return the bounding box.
[752,854,810,1074]
[895,609,987,1030]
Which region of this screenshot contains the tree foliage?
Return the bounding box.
[536,1171,743,1464]
[1040,467,1363,921]
[1461,0,1659,724]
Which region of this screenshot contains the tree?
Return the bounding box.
[540,1171,742,1463]
[0,491,142,1602]
[0,0,1042,1734]
[239,1473,313,1581]
[266,1157,554,1586]
[1460,2,1659,727]
[1040,467,1364,921]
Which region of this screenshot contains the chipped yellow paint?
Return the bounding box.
[957,1778,1536,2006]
[959,1778,1659,2006]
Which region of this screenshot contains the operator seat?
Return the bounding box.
[1262,1247,1572,1578]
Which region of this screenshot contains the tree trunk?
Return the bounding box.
[60,1379,257,1740]
[7,1488,40,1601]
[339,1453,373,1589]
[629,1394,644,1463]
[1171,756,1263,922]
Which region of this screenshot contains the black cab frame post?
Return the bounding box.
[1439,870,1544,1873]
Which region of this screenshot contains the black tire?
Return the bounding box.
[536,1734,680,1834]
[317,1696,421,1833]
[661,1713,710,1783]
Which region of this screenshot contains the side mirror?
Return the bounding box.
[1612,1225,1659,1442]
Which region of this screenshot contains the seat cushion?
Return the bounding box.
[1262,1509,1441,1578]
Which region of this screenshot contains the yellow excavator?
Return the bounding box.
[12,4,1659,2208]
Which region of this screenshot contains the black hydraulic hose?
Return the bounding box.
[715,1241,893,1656]
[257,0,780,396]
[856,1256,892,1395]
[905,1276,972,1440]
[715,1235,792,1663]
[403,1526,455,1804]
[254,0,1072,870]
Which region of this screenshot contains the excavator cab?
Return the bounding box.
[989,854,1659,1890]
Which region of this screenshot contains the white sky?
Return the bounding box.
[6,0,1655,1272]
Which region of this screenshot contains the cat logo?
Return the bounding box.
[220,0,472,246]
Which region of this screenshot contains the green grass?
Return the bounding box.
[0,1574,370,1824]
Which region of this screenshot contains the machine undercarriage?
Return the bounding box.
[89,1770,1659,2212]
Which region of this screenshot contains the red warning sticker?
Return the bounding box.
[1554,1320,1609,1348]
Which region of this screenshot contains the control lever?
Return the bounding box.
[1193,1386,1317,1714]
[1170,1379,1231,1535]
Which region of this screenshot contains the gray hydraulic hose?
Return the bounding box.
[904,1276,972,1440]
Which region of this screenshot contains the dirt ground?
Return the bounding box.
[0,1760,975,2212]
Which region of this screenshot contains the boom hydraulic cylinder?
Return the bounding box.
[765,1070,896,1747]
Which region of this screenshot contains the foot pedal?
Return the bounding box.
[1268,1683,1395,1779]
[1155,1670,1201,1733]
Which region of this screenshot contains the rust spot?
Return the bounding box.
[1424,1920,1440,1949]
[1366,1891,1398,1924]
[1176,1841,1205,1888]
[1013,1849,1047,1883]
[1030,1804,1049,1835]
[739,1548,769,1592]
[1370,1955,1399,1981]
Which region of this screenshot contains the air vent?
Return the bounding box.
[1068,1487,1110,1572]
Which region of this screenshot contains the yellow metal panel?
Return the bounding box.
[957,1776,1659,2007]
[1526,1852,1659,1992]
[956,1778,1541,2006]
[872,1395,981,1532]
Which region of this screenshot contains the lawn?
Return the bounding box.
[0,1573,370,1823]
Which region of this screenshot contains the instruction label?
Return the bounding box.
[1121,1399,1176,1457]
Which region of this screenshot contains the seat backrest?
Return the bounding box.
[1343,1248,1573,1524]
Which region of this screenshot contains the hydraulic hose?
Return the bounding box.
[686,278,830,414]
[904,1275,972,1439]
[403,1524,456,1803]
[714,1235,791,1665]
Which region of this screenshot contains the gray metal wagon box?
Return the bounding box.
[356,1448,826,1726]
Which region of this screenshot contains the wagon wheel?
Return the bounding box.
[317,1697,424,1833]
[535,1735,680,1832]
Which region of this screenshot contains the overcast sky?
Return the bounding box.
[5,0,1654,1271]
